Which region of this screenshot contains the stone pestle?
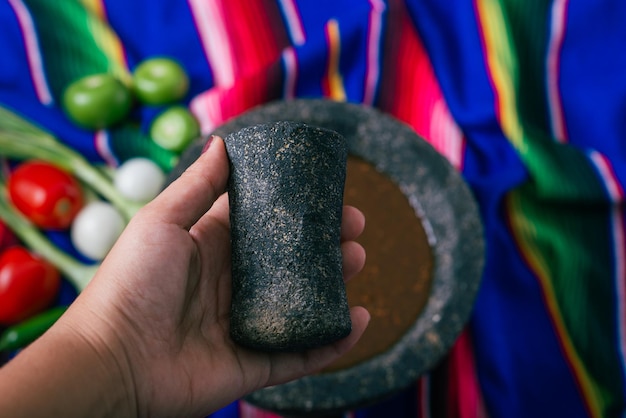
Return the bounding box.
[224,121,352,352]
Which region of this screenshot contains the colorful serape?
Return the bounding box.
[0,0,624,417]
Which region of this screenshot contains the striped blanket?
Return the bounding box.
[0,1,624,417]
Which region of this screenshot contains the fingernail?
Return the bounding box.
[201,135,216,154]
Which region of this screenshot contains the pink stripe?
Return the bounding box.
[363,0,385,105]
[278,0,305,45]
[546,0,569,142]
[8,0,53,105]
[94,130,119,167]
[188,0,236,87]
[589,151,626,391]
[444,330,490,418]
[190,89,223,135]
[239,400,282,418]
[281,47,298,99]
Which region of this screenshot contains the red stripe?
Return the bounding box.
[377,0,465,169]
[189,0,290,132]
[321,20,334,98]
[416,375,431,418]
[445,329,489,418]
[219,0,289,79]
[377,0,416,120]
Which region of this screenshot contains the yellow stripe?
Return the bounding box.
[476,0,526,153]
[477,0,603,415]
[80,0,105,18]
[325,19,346,102]
[80,0,130,84]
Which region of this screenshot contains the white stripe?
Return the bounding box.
[94,130,119,167]
[189,96,212,136]
[590,151,623,200]
[431,98,463,170]
[281,47,297,99]
[444,107,464,170]
[278,0,305,46]
[8,0,53,105]
[546,0,568,142]
[188,0,236,87]
[205,96,222,134]
[363,0,385,105]
[589,150,626,395]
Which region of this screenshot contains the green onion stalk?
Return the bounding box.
[0,106,143,221]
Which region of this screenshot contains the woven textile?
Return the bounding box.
[0,1,624,417]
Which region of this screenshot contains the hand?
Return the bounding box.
[0,136,368,418]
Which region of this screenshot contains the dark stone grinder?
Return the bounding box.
[224,121,352,351]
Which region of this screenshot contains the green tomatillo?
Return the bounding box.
[149,106,200,153]
[132,57,189,105]
[62,73,133,130]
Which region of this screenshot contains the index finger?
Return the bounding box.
[143,136,229,230]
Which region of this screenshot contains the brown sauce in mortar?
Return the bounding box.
[323,155,434,372]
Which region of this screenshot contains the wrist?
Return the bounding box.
[0,297,138,418]
[57,293,140,417]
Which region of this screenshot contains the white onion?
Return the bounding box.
[71,201,125,261]
[114,158,165,203]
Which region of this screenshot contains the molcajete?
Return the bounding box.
[224,121,352,351]
[167,99,485,415]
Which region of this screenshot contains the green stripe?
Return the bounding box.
[512,179,621,412]
[492,0,625,413]
[500,0,552,134]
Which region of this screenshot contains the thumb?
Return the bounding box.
[143,135,229,230]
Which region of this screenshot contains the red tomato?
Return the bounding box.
[0,246,61,325]
[8,161,84,230]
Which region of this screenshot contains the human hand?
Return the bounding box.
[54,135,368,417]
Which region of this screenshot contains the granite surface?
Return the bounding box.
[168,99,485,416]
[225,121,352,351]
